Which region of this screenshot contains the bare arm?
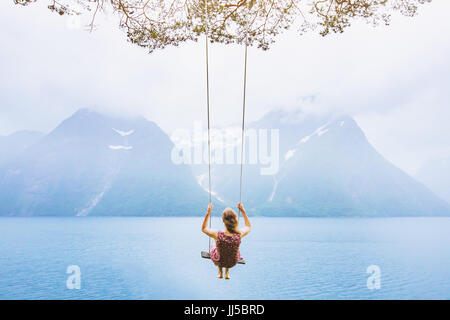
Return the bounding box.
[238,202,251,238]
[201,203,218,240]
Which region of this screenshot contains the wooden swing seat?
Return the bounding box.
[201,250,246,265]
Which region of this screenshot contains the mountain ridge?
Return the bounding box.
[196,109,450,216]
[0,109,208,216]
[0,108,448,217]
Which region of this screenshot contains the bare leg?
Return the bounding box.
[217,267,223,279]
[225,268,230,280]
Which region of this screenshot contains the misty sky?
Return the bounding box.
[1,1,449,176]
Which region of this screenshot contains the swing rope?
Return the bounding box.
[205,0,212,253]
[239,43,248,222]
[239,7,250,222]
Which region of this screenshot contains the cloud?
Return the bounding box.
[0,1,449,175]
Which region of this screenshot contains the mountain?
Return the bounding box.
[0,130,44,165]
[416,157,450,204]
[1,108,448,217]
[0,109,208,216]
[198,110,450,216]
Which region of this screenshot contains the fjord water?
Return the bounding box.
[1,217,449,299]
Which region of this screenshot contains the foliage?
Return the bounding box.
[14,0,432,52]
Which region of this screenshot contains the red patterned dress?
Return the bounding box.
[210,231,243,268]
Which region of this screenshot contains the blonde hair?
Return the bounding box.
[222,208,239,234]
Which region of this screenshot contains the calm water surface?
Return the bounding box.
[0,217,449,299]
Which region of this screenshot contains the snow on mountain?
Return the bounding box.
[112,128,135,137]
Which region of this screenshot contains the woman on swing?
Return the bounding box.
[201,202,251,279]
